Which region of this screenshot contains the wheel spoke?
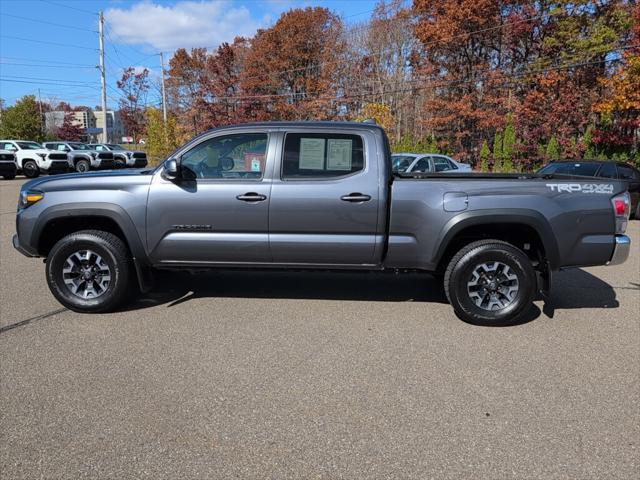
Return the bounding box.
[467,260,520,312]
[61,249,112,300]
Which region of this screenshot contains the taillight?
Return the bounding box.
[611,192,630,234]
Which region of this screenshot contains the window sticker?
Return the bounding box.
[299,138,325,169]
[327,139,352,170]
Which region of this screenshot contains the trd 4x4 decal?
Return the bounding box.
[546,183,614,194]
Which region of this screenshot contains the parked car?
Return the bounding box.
[0,140,69,178]
[0,150,18,179]
[392,153,472,174]
[88,143,148,168]
[43,141,116,173]
[13,122,631,326]
[538,160,640,219]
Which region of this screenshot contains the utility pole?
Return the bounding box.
[160,52,168,123]
[37,88,44,136]
[98,11,108,143]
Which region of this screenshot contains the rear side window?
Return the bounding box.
[432,156,454,172]
[282,133,364,179]
[539,162,600,176]
[617,165,639,180]
[412,158,430,172]
[597,162,617,179]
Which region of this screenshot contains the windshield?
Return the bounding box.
[16,141,42,150]
[391,155,416,172]
[106,144,125,150]
[68,142,91,150]
[538,162,600,177]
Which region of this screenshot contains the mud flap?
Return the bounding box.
[536,260,554,317]
[133,258,154,293]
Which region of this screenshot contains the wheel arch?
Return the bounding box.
[32,203,152,291]
[434,209,560,272]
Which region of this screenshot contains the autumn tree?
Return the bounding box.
[241,7,345,120]
[56,111,84,141]
[118,67,150,142]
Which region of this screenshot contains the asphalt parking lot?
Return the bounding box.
[1,177,638,479]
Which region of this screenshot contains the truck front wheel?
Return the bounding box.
[75,159,90,173]
[22,160,39,178]
[45,230,132,313]
[444,240,536,326]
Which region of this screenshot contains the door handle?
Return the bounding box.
[340,193,371,202]
[236,192,267,202]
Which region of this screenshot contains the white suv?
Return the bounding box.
[0,140,70,178]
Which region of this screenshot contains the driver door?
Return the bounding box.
[146,131,274,265]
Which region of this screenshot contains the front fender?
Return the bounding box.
[31,202,147,262]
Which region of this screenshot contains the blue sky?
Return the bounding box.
[0,0,381,109]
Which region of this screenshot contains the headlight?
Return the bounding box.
[91,152,98,159]
[37,153,47,159]
[19,190,44,209]
[126,151,133,158]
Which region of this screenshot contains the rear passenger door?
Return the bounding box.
[269,130,381,265]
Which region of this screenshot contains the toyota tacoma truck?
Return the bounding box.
[0,140,70,177]
[88,143,148,168]
[43,141,116,173]
[12,122,632,325]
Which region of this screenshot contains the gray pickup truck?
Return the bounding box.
[12,122,632,325]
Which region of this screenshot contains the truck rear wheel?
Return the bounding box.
[45,230,132,313]
[444,240,536,326]
[22,160,39,178]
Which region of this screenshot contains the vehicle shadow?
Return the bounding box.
[125,267,619,325]
[127,269,449,310]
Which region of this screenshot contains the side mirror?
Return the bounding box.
[162,158,179,180]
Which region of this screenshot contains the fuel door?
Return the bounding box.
[443,191,468,212]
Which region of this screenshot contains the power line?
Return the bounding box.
[0,61,95,69]
[0,56,95,67]
[1,75,99,86]
[0,13,97,32]
[39,0,96,16]
[0,35,98,51]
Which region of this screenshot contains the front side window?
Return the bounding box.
[57,144,69,151]
[181,133,268,180]
[16,141,42,150]
[391,155,415,173]
[282,133,364,179]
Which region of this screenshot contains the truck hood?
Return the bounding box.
[23,168,154,192]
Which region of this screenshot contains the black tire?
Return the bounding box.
[75,159,90,173]
[115,157,126,169]
[46,230,132,313]
[3,174,16,180]
[22,160,39,178]
[634,201,640,220]
[444,240,536,326]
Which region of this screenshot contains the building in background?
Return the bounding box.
[44,109,123,143]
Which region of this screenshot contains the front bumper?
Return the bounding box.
[0,162,17,175]
[607,234,631,266]
[13,234,38,257]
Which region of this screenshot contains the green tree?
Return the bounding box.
[492,131,503,172]
[479,140,490,172]
[583,125,596,159]
[502,115,516,172]
[546,135,560,160]
[145,108,179,165]
[0,95,43,140]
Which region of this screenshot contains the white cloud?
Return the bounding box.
[105,1,264,52]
